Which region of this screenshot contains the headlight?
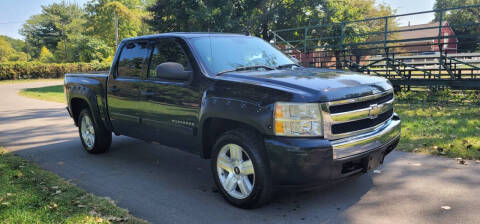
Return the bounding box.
[274,102,323,136]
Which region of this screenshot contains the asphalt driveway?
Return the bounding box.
[1,81,479,224]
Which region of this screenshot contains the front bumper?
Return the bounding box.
[264,114,401,187]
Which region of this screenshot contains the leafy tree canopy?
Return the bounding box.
[433,0,480,52]
[20,1,86,58]
[85,0,153,48]
[39,46,55,63]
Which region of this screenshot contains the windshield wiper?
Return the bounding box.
[276,63,300,69]
[216,65,275,76]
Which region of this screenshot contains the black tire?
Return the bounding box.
[211,128,273,208]
[78,108,111,154]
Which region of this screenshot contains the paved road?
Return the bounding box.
[1,81,479,224]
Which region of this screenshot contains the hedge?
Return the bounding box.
[0,62,111,80]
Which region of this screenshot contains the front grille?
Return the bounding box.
[322,90,394,140]
[331,109,393,134]
[329,92,393,114]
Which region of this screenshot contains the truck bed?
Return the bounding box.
[64,73,110,129]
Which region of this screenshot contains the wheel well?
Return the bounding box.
[70,98,89,125]
[202,118,260,159]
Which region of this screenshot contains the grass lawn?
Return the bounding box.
[0,147,147,224]
[0,78,63,85]
[18,85,65,103]
[395,102,480,160]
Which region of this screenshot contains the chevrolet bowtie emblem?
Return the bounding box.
[368,104,382,119]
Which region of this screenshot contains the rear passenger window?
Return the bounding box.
[117,42,149,78]
[148,39,192,79]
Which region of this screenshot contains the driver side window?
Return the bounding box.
[148,39,191,79]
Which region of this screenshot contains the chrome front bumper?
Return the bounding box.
[331,115,401,159]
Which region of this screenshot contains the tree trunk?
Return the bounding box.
[115,12,119,49]
[261,23,270,41]
[334,50,342,69]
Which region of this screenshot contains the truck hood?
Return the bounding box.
[215,67,393,102]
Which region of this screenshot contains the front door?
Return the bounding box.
[107,41,149,138]
[138,38,202,151]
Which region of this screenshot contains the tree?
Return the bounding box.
[433,0,480,52]
[309,0,397,68]
[349,1,397,65]
[20,1,86,59]
[0,37,29,62]
[55,36,112,62]
[0,35,26,53]
[0,38,15,62]
[85,0,148,49]
[39,46,55,63]
[146,0,324,40]
[103,1,136,48]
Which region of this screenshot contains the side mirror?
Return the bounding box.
[155,62,192,81]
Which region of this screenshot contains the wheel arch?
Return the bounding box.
[199,97,274,159]
[68,85,111,131]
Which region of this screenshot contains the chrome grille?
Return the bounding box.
[321,90,394,140]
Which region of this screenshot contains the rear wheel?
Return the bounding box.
[211,129,272,208]
[78,108,111,154]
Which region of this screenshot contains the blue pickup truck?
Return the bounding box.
[64,32,401,208]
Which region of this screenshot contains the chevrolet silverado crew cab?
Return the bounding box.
[64,33,401,208]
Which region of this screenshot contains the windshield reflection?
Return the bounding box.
[190,36,294,75]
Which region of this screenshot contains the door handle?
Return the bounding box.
[109,86,120,93]
[140,91,155,97]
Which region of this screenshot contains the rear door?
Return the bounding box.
[107,41,149,138]
[138,38,202,150]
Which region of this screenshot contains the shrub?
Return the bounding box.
[0,62,111,80]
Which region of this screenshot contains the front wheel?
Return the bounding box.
[211,129,272,208]
[78,108,111,154]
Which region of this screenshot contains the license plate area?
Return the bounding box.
[341,151,384,174]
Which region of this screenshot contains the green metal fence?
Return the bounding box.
[271,4,480,90]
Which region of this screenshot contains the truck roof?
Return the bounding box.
[122,32,249,42]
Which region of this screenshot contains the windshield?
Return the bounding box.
[189,36,294,75]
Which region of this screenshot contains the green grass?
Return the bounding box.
[19,85,65,103]
[396,102,480,160]
[0,147,147,224]
[0,78,63,85]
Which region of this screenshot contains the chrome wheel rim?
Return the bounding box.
[80,115,95,149]
[217,144,255,199]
